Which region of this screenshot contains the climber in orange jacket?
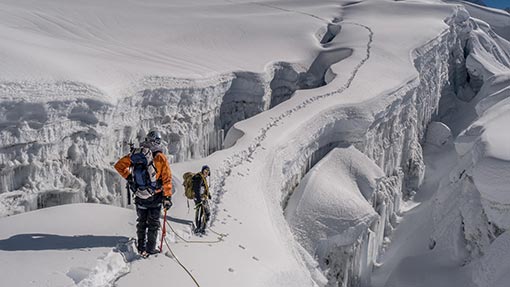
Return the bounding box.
[114,130,172,256]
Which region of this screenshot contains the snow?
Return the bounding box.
[1,0,510,286]
[450,0,510,40]
[425,121,453,147]
[0,0,338,98]
[0,204,134,286]
[285,146,384,285]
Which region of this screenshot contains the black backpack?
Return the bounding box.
[130,147,159,195]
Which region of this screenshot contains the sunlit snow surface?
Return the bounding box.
[1,0,510,286]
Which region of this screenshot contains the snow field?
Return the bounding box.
[1,0,510,286]
[0,204,135,286]
[0,0,345,216]
[197,3,483,285]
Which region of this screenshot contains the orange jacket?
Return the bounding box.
[114,153,172,197]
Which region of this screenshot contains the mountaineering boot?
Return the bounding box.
[194,225,206,235]
[136,231,146,253]
[147,247,161,255]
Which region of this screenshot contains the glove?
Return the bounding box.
[208,193,211,200]
[163,197,172,210]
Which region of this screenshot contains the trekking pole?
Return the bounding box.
[126,182,132,205]
[160,208,168,253]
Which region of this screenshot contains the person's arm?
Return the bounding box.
[154,153,172,197]
[114,155,132,179]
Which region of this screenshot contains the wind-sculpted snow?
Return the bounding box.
[426,5,510,286]
[285,14,470,285]
[285,147,381,286]
[0,53,341,216]
[0,0,349,217]
[106,3,486,286]
[0,76,232,215]
[203,6,477,286]
[216,21,373,212]
[452,0,510,41]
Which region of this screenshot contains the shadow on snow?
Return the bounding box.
[0,233,129,251]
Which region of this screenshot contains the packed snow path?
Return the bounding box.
[212,21,373,221]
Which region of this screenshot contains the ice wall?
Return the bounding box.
[427,8,510,286]
[281,8,478,287]
[0,74,250,215]
[0,75,239,215]
[0,28,338,216]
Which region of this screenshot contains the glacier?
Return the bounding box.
[0,0,510,286]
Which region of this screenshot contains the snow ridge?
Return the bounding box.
[212,21,373,222]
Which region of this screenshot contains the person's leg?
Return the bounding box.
[136,205,149,253]
[199,201,211,233]
[195,202,203,233]
[146,206,162,253]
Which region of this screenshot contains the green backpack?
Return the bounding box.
[183,172,196,199]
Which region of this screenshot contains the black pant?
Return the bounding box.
[195,200,210,232]
[136,204,161,252]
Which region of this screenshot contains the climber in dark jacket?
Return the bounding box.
[193,165,211,234]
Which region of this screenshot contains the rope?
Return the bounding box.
[163,237,201,287]
[207,227,228,238]
[158,207,228,287]
[166,220,226,244]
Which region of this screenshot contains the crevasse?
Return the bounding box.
[282,8,479,287]
[0,23,337,216]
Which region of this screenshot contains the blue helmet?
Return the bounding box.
[201,165,210,173]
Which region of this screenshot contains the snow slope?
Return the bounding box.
[0,0,337,96]
[369,1,510,287]
[1,0,510,286]
[0,0,342,214]
[0,204,135,287]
